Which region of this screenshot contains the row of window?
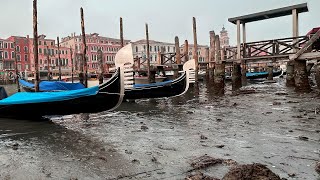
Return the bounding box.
[0,63,29,70]
[39,48,68,55]
[135,45,176,53]
[75,38,121,45]
[0,51,28,61]
[38,58,69,66]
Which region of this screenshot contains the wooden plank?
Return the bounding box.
[290,29,320,60]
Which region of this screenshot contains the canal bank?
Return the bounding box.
[0,78,319,179]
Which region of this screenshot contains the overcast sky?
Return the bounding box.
[0,0,319,46]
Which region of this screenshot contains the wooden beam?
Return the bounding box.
[70,46,74,83]
[290,29,320,60]
[289,52,320,60]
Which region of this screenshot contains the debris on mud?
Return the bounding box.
[222,163,282,180]
[316,162,320,174]
[190,155,223,169]
[273,102,282,105]
[200,134,208,140]
[232,89,256,96]
[298,136,309,141]
[275,92,288,96]
[12,143,19,150]
[141,125,149,131]
[186,171,220,180]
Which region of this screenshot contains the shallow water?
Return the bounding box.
[0,78,319,179]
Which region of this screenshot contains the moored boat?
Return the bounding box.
[114,44,196,100]
[0,65,127,119]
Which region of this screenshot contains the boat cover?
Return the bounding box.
[0,86,98,105]
[246,72,268,77]
[133,80,173,88]
[19,79,85,91]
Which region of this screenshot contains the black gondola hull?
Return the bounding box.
[0,70,123,119]
[124,73,187,100]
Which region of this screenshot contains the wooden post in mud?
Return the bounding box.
[57,37,62,81]
[33,0,40,92]
[215,35,221,63]
[70,47,74,83]
[46,46,51,81]
[145,23,152,83]
[315,64,320,90]
[184,40,189,63]
[13,40,21,92]
[209,31,216,78]
[175,36,181,65]
[213,35,225,94]
[267,64,273,81]
[98,48,104,84]
[174,36,181,79]
[120,17,124,48]
[192,17,199,82]
[232,63,242,91]
[205,47,210,78]
[294,60,311,92]
[80,7,88,88]
[286,61,295,87]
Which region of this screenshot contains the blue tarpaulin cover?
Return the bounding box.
[246,72,269,77]
[133,80,173,88]
[19,79,85,91]
[0,86,98,105]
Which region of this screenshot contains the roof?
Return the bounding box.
[307,27,320,35]
[133,39,174,45]
[228,3,308,24]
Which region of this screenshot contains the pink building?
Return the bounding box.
[60,33,130,73]
[28,35,72,75]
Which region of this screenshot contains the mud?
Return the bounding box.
[0,78,320,179]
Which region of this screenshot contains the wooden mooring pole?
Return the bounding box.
[98,48,104,84]
[192,17,199,82]
[145,23,154,83]
[213,35,225,94]
[33,0,40,92]
[13,40,21,92]
[80,7,88,87]
[120,17,124,48]
[184,40,189,63]
[232,63,242,91]
[286,61,295,87]
[57,37,62,81]
[174,36,181,79]
[209,31,215,79]
[46,46,51,81]
[70,47,74,83]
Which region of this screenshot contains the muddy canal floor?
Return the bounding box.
[0,78,319,179]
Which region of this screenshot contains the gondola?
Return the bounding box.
[114,44,196,100]
[20,44,196,100]
[0,65,126,119]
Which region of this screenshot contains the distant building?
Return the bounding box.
[60,33,130,73]
[220,26,230,48]
[180,44,209,63]
[132,39,176,65]
[28,35,72,76]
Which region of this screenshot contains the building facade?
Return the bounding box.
[180,44,209,63]
[28,35,72,76]
[132,39,176,65]
[60,33,130,73]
